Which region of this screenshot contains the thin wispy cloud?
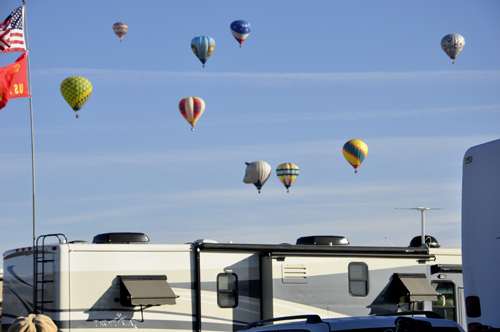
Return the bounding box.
[5,104,498,137]
[33,68,500,87]
[2,135,495,172]
[40,180,459,226]
[203,104,500,125]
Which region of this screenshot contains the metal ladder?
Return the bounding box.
[33,233,67,314]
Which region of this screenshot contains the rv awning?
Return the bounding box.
[395,273,439,302]
[118,275,177,306]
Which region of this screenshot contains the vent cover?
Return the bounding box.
[93,232,150,244]
[296,235,349,246]
[282,264,307,284]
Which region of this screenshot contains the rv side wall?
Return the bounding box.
[2,243,196,332]
[462,138,500,328]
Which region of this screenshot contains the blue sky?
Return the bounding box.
[1,0,499,259]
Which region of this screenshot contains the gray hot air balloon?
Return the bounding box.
[441,33,465,64]
[243,161,272,193]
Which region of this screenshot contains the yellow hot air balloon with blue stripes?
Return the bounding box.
[60,76,92,118]
[276,163,299,193]
[343,139,368,173]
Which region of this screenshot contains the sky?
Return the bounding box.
[1,1,500,262]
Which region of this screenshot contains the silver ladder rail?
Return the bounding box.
[33,233,67,314]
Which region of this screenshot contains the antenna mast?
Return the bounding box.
[395,207,441,248]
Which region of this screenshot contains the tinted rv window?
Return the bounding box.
[431,280,456,322]
[348,262,368,296]
[217,273,238,308]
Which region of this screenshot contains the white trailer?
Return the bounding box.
[462,138,500,331]
[2,232,464,332]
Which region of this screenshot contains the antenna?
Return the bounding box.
[395,207,442,248]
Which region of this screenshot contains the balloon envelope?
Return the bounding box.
[113,22,128,41]
[191,36,215,67]
[243,161,272,193]
[276,163,299,193]
[230,20,251,47]
[441,33,465,64]
[178,97,205,130]
[60,76,92,118]
[343,139,368,173]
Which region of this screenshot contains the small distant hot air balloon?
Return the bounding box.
[230,20,251,48]
[243,161,272,193]
[113,22,128,42]
[60,76,92,118]
[343,139,368,173]
[276,163,299,193]
[191,36,215,68]
[178,97,205,131]
[441,33,465,64]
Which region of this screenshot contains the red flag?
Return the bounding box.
[0,52,29,110]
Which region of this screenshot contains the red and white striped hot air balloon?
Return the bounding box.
[178,97,205,131]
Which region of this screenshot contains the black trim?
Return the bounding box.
[197,242,434,260]
[241,315,323,330]
[194,247,201,332]
[260,254,273,321]
[430,264,462,274]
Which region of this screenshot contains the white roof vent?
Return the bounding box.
[194,239,218,244]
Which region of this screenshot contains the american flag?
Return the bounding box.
[0,6,26,53]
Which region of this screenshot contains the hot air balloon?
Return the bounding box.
[60,76,92,118]
[178,97,205,131]
[343,139,368,173]
[191,36,215,68]
[441,33,465,64]
[230,20,251,48]
[276,163,299,193]
[113,22,128,42]
[243,161,271,193]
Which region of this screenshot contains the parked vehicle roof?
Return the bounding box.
[240,314,465,332]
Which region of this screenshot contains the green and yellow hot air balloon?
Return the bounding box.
[60,76,92,118]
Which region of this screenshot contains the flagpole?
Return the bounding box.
[22,0,38,314]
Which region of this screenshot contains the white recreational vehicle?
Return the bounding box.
[462,138,500,331]
[2,232,463,332]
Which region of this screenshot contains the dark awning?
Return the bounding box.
[118,275,177,306]
[395,273,439,302]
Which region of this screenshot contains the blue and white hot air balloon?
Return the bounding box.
[230,20,251,48]
[191,36,215,68]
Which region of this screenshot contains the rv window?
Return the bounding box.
[348,262,368,296]
[217,273,238,308]
[431,281,456,322]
